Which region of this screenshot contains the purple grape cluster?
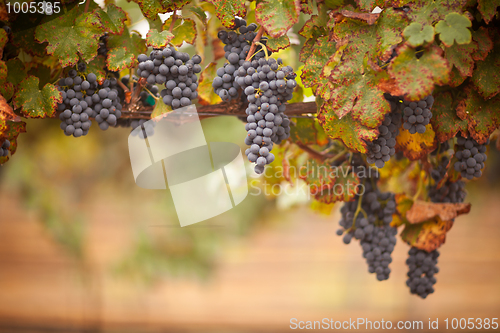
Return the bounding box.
[406,248,439,299]
[453,134,488,180]
[240,58,296,173]
[0,139,10,157]
[136,47,201,110]
[366,97,402,168]
[337,178,398,282]
[402,95,433,134]
[57,63,123,136]
[213,19,272,101]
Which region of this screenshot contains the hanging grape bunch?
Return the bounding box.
[453,134,488,180]
[402,95,434,134]
[365,96,402,168]
[0,139,10,157]
[136,47,201,110]
[405,248,439,299]
[93,77,123,131]
[212,18,272,101]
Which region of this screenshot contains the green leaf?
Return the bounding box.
[298,7,329,39]
[407,0,467,25]
[388,45,450,101]
[471,40,500,99]
[456,86,500,144]
[444,40,477,77]
[6,58,27,88]
[300,159,360,204]
[128,0,189,20]
[207,0,246,29]
[256,0,300,38]
[470,27,493,61]
[107,26,147,71]
[162,17,196,47]
[146,29,174,48]
[197,62,220,105]
[477,0,500,24]
[318,101,378,153]
[35,4,104,67]
[151,99,171,118]
[189,6,208,24]
[0,28,7,52]
[94,4,127,35]
[13,76,62,118]
[289,117,328,146]
[300,36,336,90]
[430,91,468,143]
[435,13,471,47]
[12,14,48,57]
[146,14,164,31]
[266,35,290,52]
[403,22,434,47]
[0,120,26,165]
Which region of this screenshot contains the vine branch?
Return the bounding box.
[169,12,177,33]
[245,26,265,61]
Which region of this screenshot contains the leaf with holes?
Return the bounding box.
[435,13,471,47]
[403,22,434,47]
[207,0,246,29]
[107,26,146,71]
[266,35,290,52]
[388,45,449,101]
[0,120,26,165]
[162,17,196,47]
[35,5,104,67]
[13,76,61,118]
[430,91,468,143]
[318,101,378,153]
[396,125,437,161]
[456,86,500,144]
[197,62,220,105]
[256,0,300,38]
[471,40,500,99]
[146,29,174,48]
[129,0,189,19]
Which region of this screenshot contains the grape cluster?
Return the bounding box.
[402,95,433,134]
[0,139,10,157]
[240,58,296,173]
[213,19,272,101]
[337,165,398,281]
[428,180,466,203]
[366,97,402,168]
[97,33,109,57]
[57,63,122,136]
[453,134,488,180]
[136,47,201,110]
[406,247,439,299]
[430,156,449,182]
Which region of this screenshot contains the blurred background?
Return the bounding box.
[2,0,500,332]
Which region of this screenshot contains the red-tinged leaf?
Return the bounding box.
[35,4,105,67]
[447,65,467,88]
[146,29,174,48]
[401,217,454,252]
[12,14,49,57]
[162,17,196,46]
[406,0,468,25]
[298,8,329,39]
[471,27,493,61]
[207,0,246,29]
[6,59,27,88]
[289,117,328,146]
[0,94,20,123]
[129,0,189,20]
[300,0,313,14]
[197,62,220,105]
[266,35,290,52]
[0,2,8,22]
[430,91,468,143]
[396,124,437,161]
[471,39,500,99]
[256,0,300,38]
[300,36,336,90]
[0,120,26,165]
[13,76,62,118]
[300,159,360,203]
[107,26,146,71]
[318,101,378,153]
[456,86,500,144]
[354,0,398,11]
[86,55,107,84]
[388,44,450,101]
[444,41,477,77]
[477,0,500,24]
[406,200,471,224]
[94,4,127,35]
[339,10,379,25]
[0,28,7,56]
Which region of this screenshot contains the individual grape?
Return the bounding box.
[402,95,433,134]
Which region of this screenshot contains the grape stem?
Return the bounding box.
[84,0,90,13]
[116,78,130,94]
[169,12,177,33]
[143,86,159,101]
[245,26,265,61]
[254,42,269,60]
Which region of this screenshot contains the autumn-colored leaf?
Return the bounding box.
[197,62,220,105]
[0,94,20,123]
[471,39,500,99]
[406,200,471,224]
[396,124,437,161]
[444,40,478,77]
[106,26,146,71]
[94,4,127,35]
[128,0,189,20]
[0,120,26,165]
[86,55,107,84]
[12,14,49,57]
[162,17,196,47]
[477,0,500,24]
[430,91,468,143]
[406,0,468,25]
[289,117,328,146]
[339,10,379,25]
[389,44,450,101]
[256,0,300,38]
[146,29,174,48]
[266,35,290,52]
[391,193,413,228]
[207,0,246,29]
[401,217,454,252]
[13,76,61,118]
